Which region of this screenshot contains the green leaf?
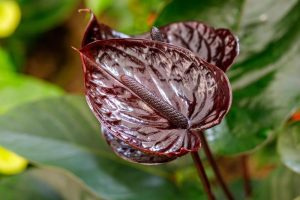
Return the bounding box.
[253,166,300,200]
[0,95,203,199]
[0,169,61,200]
[278,121,300,174]
[157,0,300,155]
[0,167,100,200]
[0,74,63,114]
[14,0,79,36]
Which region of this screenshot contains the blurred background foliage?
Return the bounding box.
[0,0,300,199]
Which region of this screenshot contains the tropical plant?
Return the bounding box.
[0,0,300,199]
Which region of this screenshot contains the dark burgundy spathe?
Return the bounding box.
[79,11,237,164]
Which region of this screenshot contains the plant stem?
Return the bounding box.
[198,132,234,200]
[191,151,215,200]
[241,155,251,198]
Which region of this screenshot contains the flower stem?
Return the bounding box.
[198,132,234,200]
[241,155,251,198]
[191,151,215,200]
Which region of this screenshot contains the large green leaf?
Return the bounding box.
[0,169,61,200]
[0,95,204,199]
[0,74,63,114]
[278,121,300,174]
[14,0,79,36]
[0,167,100,200]
[157,0,300,155]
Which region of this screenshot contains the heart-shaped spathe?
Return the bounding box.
[79,38,232,164]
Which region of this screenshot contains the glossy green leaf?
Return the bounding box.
[278,121,300,174]
[0,167,100,200]
[157,0,300,155]
[0,95,203,200]
[14,0,79,36]
[0,74,63,114]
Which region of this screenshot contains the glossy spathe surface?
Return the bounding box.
[143,22,239,72]
[80,39,232,159]
[102,127,175,164]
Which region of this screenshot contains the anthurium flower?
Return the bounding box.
[78,11,238,164]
